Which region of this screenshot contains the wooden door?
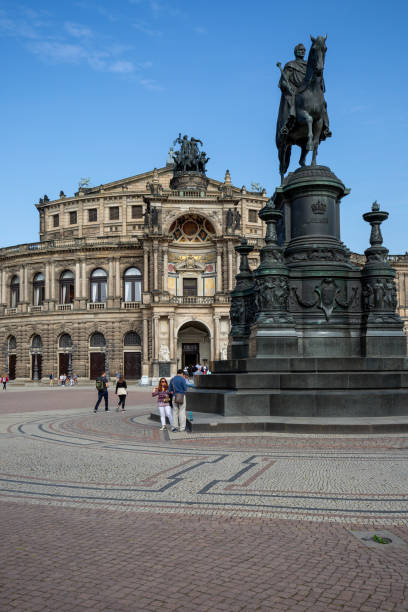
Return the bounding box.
[90,352,105,380]
[124,352,141,380]
[59,353,69,378]
[8,355,16,380]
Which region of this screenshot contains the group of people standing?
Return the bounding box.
[94,372,128,413]
[152,369,192,432]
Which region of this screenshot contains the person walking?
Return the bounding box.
[49,372,54,386]
[2,374,8,390]
[94,372,109,412]
[169,369,188,432]
[115,375,128,411]
[152,377,172,431]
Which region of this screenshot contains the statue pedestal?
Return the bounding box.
[187,166,408,421]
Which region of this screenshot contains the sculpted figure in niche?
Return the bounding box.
[159,344,170,362]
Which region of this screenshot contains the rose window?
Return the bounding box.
[169,214,215,243]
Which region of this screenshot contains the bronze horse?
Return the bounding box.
[276,35,331,182]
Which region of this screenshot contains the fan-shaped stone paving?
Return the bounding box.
[1,387,408,611]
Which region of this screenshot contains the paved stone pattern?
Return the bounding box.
[1,388,408,610]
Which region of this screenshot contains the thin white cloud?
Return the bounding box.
[1,7,157,86]
[64,22,93,38]
[109,60,135,73]
[139,78,164,91]
[194,26,207,35]
[133,21,162,37]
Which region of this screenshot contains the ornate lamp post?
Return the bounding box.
[30,348,40,382]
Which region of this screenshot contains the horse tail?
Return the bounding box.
[279,142,291,181]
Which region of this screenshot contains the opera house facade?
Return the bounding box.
[0,143,268,382]
[1,140,407,383]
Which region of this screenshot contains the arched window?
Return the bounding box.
[60,270,75,304]
[33,272,45,306]
[90,332,106,347]
[124,267,142,302]
[10,275,19,308]
[90,268,107,303]
[8,336,16,351]
[31,335,42,349]
[124,331,141,346]
[59,333,72,348]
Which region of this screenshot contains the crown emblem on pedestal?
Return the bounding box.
[311,200,327,214]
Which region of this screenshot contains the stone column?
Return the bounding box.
[81,261,86,299]
[115,259,121,298]
[162,245,168,293]
[19,266,24,303]
[49,262,56,311]
[1,269,6,305]
[216,243,223,293]
[153,242,158,292]
[143,244,149,292]
[153,314,159,360]
[228,242,234,291]
[169,314,175,359]
[143,315,149,363]
[23,266,28,307]
[75,261,80,298]
[108,259,114,298]
[213,314,220,361]
[45,263,50,300]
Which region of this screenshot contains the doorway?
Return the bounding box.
[8,355,16,380]
[124,352,141,380]
[182,343,199,368]
[90,352,105,379]
[59,353,69,378]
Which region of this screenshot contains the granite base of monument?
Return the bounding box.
[186,165,408,427]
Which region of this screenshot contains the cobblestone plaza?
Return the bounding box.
[1,387,408,611]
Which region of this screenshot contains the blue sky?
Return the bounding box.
[1,0,407,253]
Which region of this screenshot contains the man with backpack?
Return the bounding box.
[94,372,109,412]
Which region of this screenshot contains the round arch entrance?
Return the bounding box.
[177,321,211,369]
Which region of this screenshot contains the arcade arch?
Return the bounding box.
[177,321,211,369]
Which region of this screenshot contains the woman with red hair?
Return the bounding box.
[152,378,173,431]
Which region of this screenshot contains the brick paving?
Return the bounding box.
[1,388,408,610]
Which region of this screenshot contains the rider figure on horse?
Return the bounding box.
[277,43,307,136]
[276,37,332,180]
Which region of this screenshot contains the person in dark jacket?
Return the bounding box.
[115,375,127,411]
[168,369,188,432]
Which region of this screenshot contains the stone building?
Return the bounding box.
[0,142,268,382]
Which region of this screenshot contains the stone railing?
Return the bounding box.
[0,236,141,258]
[29,305,43,313]
[5,307,17,315]
[169,296,215,305]
[56,303,73,311]
[121,301,141,309]
[87,302,106,310]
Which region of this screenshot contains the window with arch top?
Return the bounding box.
[90,268,107,303]
[10,275,20,308]
[33,272,45,306]
[60,270,75,304]
[90,332,106,347]
[59,333,73,348]
[124,331,141,346]
[123,267,142,302]
[31,335,43,350]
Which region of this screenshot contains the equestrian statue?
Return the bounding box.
[276,36,331,182]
